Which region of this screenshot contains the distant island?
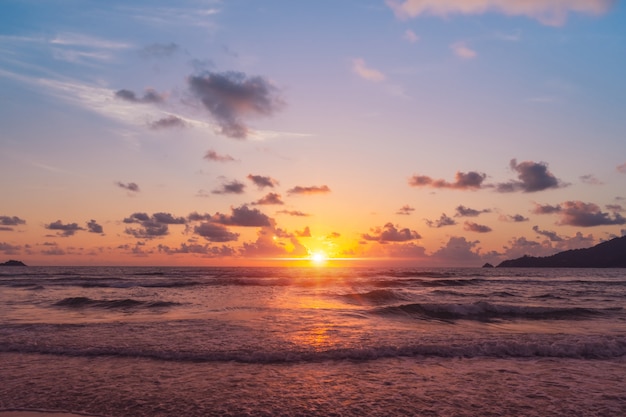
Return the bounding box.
[497,236,626,268]
[0,260,27,267]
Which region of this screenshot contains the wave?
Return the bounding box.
[374,301,619,321]
[339,289,409,305]
[53,297,180,309]
[2,335,624,362]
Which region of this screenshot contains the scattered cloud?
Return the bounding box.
[617,162,626,174]
[253,193,284,205]
[295,226,311,238]
[149,115,186,129]
[240,227,308,258]
[116,181,140,193]
[464,221,492,233]
[496,159,565,192]
[499,214,529,222]
[430,236,482,266]
[352,58,386,82]
[404,29,420,43]
[396,205,415,215]
[247,174,279,189]
[158,243,236,257]
[409,171,486,190]
[0,215,26,231]
[276,210,311,217]
[362,222,421,243]
[533,200,626,227]
[213,205,273,227]
[386,0,613,26]
[212,180,246,195]
[204,150,236,162]
[46,220,85,237]
[0,242,22,255]
[455,205,491,217]
[115,88,165,104]
[287,185,331,195]
[580,174,603,185]
[606,204,624,212]
[451,41,477,59]
[327,232,341,239]
[139,42,179,58]
[532,225,562,242]
[188,71,285,139]
[425,213,457,228]
[194,222,239,242]
[123,212,186,239]
[86,220,103,234]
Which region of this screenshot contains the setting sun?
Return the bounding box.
[310,251,328,264]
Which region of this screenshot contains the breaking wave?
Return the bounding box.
[53,297,180,309]
[375,301,619,321]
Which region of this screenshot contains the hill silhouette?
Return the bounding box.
[497,236,626,268]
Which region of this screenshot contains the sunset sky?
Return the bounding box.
[1,0,625,266]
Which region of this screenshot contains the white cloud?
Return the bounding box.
[386,0,613,26]
[451,42,477,59]
[352,58,386,82]
[404,29,420,43]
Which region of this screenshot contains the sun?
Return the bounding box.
[310,251,328,265]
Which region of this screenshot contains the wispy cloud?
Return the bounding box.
[352,58,386,82]
[287,185,331,195]
[409,171,487,190]
[451,42,477,59]
[386,0,614,26]
[404,30,420,43]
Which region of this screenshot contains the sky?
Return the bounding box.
[1,0,625,267]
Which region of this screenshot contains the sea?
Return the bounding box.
[0,266,625,417]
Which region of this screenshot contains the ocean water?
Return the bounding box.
[0,266,625,416]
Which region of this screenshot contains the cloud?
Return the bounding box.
[86,220,103,234]
[194,222,239,242]
[464,221,492,233]
[362,222,421,243]
[188,71,284,139]
[276,210,311,217]
[430,236,482,265]
[46,220,85,237]
[213,205,273,227]
[0,216,26,231]
[116,181,140,193]
[532,225,562,242]
[327,232,341,239]
[0,242,22,255]
[557,201,626,227]
[455,205,491,217]
[580,174,603,185]
[352,58,386,82]
[212,180,246,195]
[115,88,165,104]
[123,212,186,239]
[158,243,235,257]
[396,205,415,215]
[247,174,279,189]
[404,29,420,43]
[149,115,187,129]
[606,204,624,212]
[295,226,312,238]
[532,202,562,214]
[409,171,486,190]
[499,214,529,222]
[617,162,626,174]
[385,0,613,26]
[253,193,284,205]
[204,150,236,162]
[533,200,626,226]
[496,159,564,192]
[287,185,331,195]
[240,227,308,258]
[425,213,457,228]
[451,42,477,59]
[140,42,179,58]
